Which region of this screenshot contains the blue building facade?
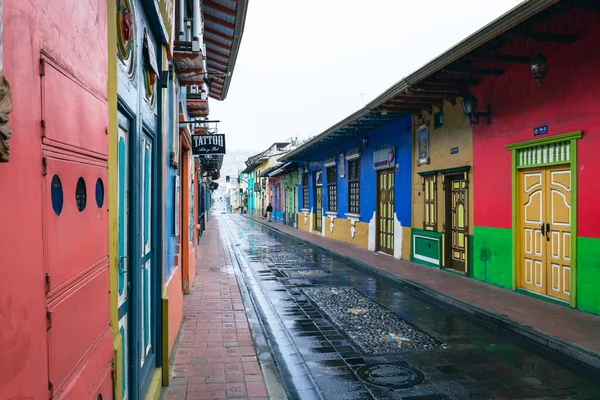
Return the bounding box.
[286,114,413,258]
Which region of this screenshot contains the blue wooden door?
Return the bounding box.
[117,113,131,400]
[139,131,156,391]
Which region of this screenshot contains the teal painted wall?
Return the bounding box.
[472,226,512,290]
[576,236,600,315]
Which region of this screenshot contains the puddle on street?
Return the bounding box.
[225,216,600,400]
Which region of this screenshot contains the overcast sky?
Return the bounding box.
[211,0,525,153]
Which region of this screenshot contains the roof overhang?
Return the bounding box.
[283,0,578,163]
[282,111,408,162]
[370,0,564,114]
[202,0,249,100]
[269,162,299,177]
[258,164,282,178]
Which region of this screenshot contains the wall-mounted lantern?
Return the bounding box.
[530,53,548,87]
[362,136,369,147]
[461,91,492,126]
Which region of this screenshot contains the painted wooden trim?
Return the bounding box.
[515,288,569,308]
[417,165,471,177]
[570,137,578,308]
[107,0,123,398]
[161,294,169,385]
[506,130,583,150]
[511,150,517,291]
[508,131,582,307]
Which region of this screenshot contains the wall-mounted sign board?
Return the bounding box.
[192,134,226,155]
[373,147,395,171]
[534,125,548,136]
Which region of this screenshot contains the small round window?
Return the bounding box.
[95,178,105,208]
[51,175,63,215]
[75,177,87,212]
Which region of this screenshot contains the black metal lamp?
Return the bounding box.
[461,91,492,126]
[530,53,548,87]
[363,136,369,147]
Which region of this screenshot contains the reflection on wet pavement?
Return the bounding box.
[224,216,600,400]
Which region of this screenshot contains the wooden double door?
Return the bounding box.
[315,171,323,232]
[377,168,395,255]
[444,173,468,273]
[518,165,571,302]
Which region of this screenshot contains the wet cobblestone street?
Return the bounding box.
[222,215,600,400]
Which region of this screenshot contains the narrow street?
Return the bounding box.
[163,214,600,400]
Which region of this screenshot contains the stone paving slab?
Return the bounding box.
[304,286,448,354]
[246,216,600,371]
[160,222,269,400]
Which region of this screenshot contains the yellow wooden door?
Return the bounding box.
[545,166,571,302]
[518,166,571,301]
[519,168,547,295]
[377,169,395,255]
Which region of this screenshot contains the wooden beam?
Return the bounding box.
[429,77,481,85]
[404,90,460,98]
[204,37,232,52]
[412,82,464,92]
[204,26,234,42]
[567,0,600,11]
[381,105,429,115]
[388,99,441,108]
[203,0,237,17]
[204,13,235,31]
[504,30,578,44]
[441,66,504,76]
[476,54,532,63]
[207,59,228,68]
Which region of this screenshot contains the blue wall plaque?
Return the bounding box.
[534,125,548,136]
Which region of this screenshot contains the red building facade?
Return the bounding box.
[0,1,113,399]
[472,9,600,314]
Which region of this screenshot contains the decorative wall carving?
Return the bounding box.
[117,0,136,77]
[0,74,12,162]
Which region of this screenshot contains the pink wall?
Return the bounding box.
[166,267,183,358]
[0,0,111,398]
[473,10,600,238]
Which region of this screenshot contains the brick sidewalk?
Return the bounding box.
[250,216,600,359]
[161,221,269,400]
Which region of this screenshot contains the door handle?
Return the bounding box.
[541,223,545,237]
[546,223,550,241]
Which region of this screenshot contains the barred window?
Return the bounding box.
[348,159,360,214]
[423,174,437,230]
[327,166,337,212]
[302,173,309,209]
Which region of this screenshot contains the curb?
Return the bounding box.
[244,215,600,373]
[222,218,324,400]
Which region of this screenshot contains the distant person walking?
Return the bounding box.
[266,203,273,222]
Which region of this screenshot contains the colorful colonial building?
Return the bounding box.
[111,0,247,398]
[269,0,600,318]
[1,1,113,399]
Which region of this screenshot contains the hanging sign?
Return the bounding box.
[191,134,226,155]
[373,147,395,171]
